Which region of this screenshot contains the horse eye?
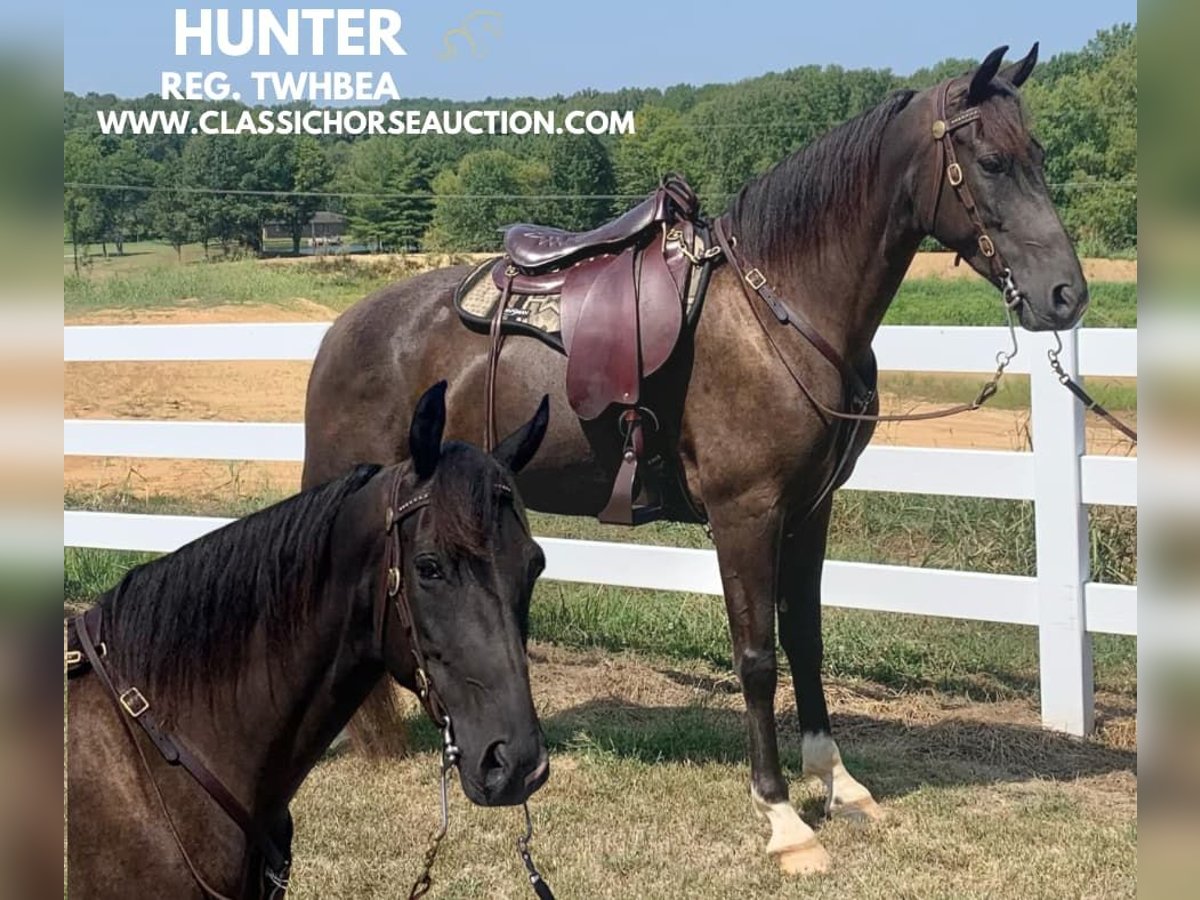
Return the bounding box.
[415,556,444,581]
[979,154,1007,175]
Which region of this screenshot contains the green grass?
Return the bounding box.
[63,255,434,314]
[63,490,1137,701]
[884,279,1136,328]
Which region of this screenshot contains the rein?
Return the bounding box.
[69,608,292,900]
[67,469,557,900]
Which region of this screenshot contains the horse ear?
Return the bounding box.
[967,45,1009,105]
[493,395,549,475]
[409,381,447,480]
[999,42,1038,88]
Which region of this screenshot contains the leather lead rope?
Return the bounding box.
[1048,332,1138,443]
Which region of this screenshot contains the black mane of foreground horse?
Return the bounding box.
[303,45,1089,876]
[67,384,551,899]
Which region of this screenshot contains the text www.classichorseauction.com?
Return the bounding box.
[95,107,637,138]
[93,8,636,137]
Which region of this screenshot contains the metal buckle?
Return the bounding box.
[65,650,83,667]
[415,666,430,700]
[119,687,150,718]
[946,163,963,186]
[387,566,401,597]
[978,234,996,258]
[745,268,767,290]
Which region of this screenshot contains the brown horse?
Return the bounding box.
[302,45,1088,873]
[67,384,551,898]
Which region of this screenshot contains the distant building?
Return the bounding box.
[262,211,348,246]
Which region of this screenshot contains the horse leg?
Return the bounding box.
[778,500,883,822]
[711,505,831,875]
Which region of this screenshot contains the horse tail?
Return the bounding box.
[345,681,410,758]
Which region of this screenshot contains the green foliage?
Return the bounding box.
[338,138,432,251]
[1025,25,1137,254]
[543,134,617,228]
[425,150,549,251]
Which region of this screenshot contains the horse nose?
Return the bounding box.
[1052,282,1088,317]
[480,737,548,803]
[481,740,511,794]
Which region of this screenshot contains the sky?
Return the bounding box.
[63,1,1137,102]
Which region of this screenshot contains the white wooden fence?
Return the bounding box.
[64,323,1136,736]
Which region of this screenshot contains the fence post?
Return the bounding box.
[1030,328,1094,735]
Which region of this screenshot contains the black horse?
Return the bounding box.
[67,384,551,898]
[302,46,1088,873]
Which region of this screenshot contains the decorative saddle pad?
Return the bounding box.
[453,254,710,355]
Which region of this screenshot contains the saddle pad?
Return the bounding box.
[453,256,707,356]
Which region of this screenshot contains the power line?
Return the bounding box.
[63,179,1138,200]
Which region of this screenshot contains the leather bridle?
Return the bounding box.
[928,79,1025,312]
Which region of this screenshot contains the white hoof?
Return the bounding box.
[775,840,832,875]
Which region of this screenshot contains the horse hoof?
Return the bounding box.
[774,840,832,876]
[831,797,886,823]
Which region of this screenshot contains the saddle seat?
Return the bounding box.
[504,179,698,270]
[482,175,715,525]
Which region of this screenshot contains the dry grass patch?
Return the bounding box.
[286,644,1135,899]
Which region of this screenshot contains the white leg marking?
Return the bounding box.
[750,786,831,874]
[801,733,884,821]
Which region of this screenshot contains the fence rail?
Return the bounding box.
[64,322,1137,736]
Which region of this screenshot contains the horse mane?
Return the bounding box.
[728,88,917,268]
[99,463,383,706]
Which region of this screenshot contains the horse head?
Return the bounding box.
[921,43,1089,331]
[384,382,551,806]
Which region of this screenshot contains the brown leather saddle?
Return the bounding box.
[457,175,718,525]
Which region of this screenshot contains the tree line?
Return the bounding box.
[63,25,1135,268]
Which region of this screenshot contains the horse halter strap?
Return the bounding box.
[377,480,446,726]
[930,81,1022,310]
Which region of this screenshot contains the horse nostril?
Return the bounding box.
[482,740,509,783]
[1052,283,1075,311]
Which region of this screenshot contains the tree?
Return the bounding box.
[543,134,616,229]
[99,140,155,255]
[1025,26,1137,252]
[425,150,549,251]
[340,139,432,251]
[149,156,196,261]
[280,137,334,255]
[64,132,103,274]
[612,106,698,200]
